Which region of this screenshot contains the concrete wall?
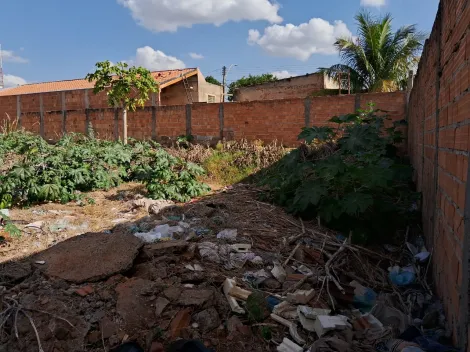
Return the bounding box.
[407,0,469,349]
[197,74,223,103]
[0,91,406,146]
[233,73,338,102]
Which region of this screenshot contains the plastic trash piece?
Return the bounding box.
[266,296,281,311]
[350,280,377,311]
[389,266,416,286]
[223,278,245,314]
[313,315,351,337]
[0,209,9,217]
[414,251,430,262]
[217,229,237,241]
[243,269,270,286]
[134,224,184,243]
[277,338,303,352]
[272,301,298,319]
[270,314,305,345]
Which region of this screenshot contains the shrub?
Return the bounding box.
[259,106,419,243]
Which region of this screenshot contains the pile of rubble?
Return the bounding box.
[0,185,457,352]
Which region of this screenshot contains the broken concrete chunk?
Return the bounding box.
[223,278,245,314]
[277,338,303,352]
[231,243,252,253]
[271,261,287,283]
[286,289,315,304]
[163,287,181,302]
[313,315,351,337]
[193,308,221,333]
[155,297,170,317]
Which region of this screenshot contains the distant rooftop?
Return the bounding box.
[0,68,198,96]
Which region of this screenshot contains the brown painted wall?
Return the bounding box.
[407,0,469,349]
[0,91,406,146]
[233,73,337,102]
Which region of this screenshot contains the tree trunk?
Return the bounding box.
[122,108,128,145]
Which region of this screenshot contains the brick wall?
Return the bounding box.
[407,0,469,349]
[0,91,406,146]
[233,73,337,102]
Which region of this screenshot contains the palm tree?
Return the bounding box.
[319,12,425,93]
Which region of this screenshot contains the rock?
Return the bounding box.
[87,330,101,344]
[115,278,156,333]
[149,341,165,352]
[36,232,142,283]
[178,289,213,306]
[0,262,32,282]
[170,308,192,339]
[164,287,181,302]
[155,297,170,317]
[227,316,243,334]
[262,278,282,290]
[100,317,118,339]
[75,285,94,297]
[193,308,220,333]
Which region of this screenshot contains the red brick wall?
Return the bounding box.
[234,73,328,102]
[0,91,406,145]
[407,1,469,349]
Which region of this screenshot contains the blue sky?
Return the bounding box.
[1,0,439,88]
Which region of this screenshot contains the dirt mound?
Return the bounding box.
[36,232,143,283]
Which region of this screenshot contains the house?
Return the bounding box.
[233,73,339,102]
[0,68,223,106]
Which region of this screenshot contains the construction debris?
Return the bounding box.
[277,338,303,352]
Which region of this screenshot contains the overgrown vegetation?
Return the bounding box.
[0,131,209,207]
[168,140,287,186]
[259,106,419,243]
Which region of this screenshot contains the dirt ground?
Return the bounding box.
[0,183,456,352]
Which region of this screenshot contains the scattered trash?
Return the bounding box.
[297,306,330,320]
[313,315,351,337]
[371,300,410,333]
[270,314,305,345]
[134,224,184,243]
[350,280,377,311]
[296,264,313,276]
[25,221,44,229]
[243,269,270,286]
[273,302,299,320]
[217,229,237,241]
[185,264,204,272]
[389,266,416,286]
[266,296,281,311]
[193,228,211,236]
[0,209,9,217]
[271,260,287,283]
[34,260,46,265]
[286,289,315,305]
[414,251,430,262]
[223,278,245,314]
[277,338,303,352]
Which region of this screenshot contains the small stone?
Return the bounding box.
[170,308,191,339]
[155,297,170,317]
[163,287,181,302]
[75,285,94,297]
[193,308,220,333]
[100,317,118,339]
[227,316,243,334]
[87,331,101,344]
[178,289,213,306]
[262,278,282,290]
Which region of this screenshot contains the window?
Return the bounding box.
[207,94,216,103]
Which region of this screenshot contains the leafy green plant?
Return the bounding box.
[86,61,159,144]
[259,105,419,243]
[0,132,210,207]
[228,73,278,101]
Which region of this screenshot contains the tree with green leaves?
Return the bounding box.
[228,73,278,101]
[86,61,159,144]
[318,12,425,93]
[205,75,222,86]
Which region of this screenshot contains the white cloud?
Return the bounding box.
[189,52,204,59]
[118,0,282,32]
[272,70,297,79]
[128,46,186,70]
[2,50,28,63]
[3,74,27,88]
[248,18,352,61]
[360,0,386,6]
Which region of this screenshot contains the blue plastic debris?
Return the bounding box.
[389,266,416,286]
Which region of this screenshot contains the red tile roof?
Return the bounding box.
[0,68,198,96]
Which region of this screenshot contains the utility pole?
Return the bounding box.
[222,66,227,102]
